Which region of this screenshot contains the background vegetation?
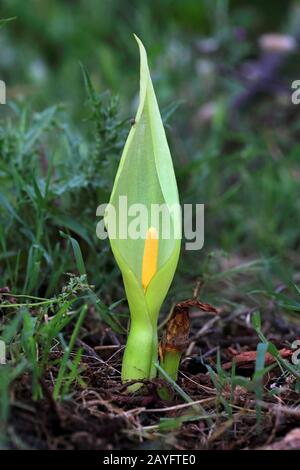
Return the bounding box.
[0,0,300,450]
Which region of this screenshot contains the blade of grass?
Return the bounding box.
[53,304,88,400]
[253,342,268,432]
[155,362,213,425]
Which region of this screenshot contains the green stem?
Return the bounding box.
[148,306,161,379]
[149,326,158,379]
[159,350,181,399]
[121,312,154,392]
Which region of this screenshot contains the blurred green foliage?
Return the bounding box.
[0,0,294,107]
[0,0,300,298]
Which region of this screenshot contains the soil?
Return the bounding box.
[5,290,300,450]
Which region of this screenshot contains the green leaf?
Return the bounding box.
[251,311,261,332]
[0,18,16,29]
[60,231,87,276]
[23,106,58,155]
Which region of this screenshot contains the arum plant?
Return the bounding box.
[105,36,181,391]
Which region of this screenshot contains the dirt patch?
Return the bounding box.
[5,294,300,450]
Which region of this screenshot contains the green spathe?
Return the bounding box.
[106,35,181,389]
